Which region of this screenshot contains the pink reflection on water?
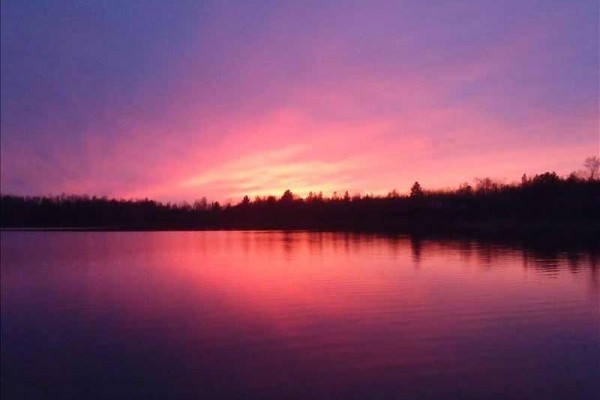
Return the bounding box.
[1,231,598,399]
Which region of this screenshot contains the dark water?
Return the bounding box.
[1,231,598,400]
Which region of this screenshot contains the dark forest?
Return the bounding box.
[2,172,599,240]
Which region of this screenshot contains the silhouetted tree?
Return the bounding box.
[584,156,600,180]
[193,197,208,211]
[281,190,294,202]
[475,177,501,194]
[531,172,560,186]
[410,182,423,197]
[387,189,400,198]
[457,182,473,196]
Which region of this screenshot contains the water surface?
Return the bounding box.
[1,231,598,399]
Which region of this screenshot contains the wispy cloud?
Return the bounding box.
[1,1,597,200]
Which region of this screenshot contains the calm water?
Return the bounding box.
[1,231,598,400]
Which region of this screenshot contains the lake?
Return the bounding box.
[1,231,598,399]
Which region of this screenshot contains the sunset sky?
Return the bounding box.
[1,0,598,202]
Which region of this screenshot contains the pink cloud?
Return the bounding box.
[2,7,596,202]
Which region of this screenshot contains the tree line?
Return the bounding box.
[1,165,599,234]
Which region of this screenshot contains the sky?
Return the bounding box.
[1,0,598,202]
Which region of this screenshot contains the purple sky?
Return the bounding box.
[1,0,598,202]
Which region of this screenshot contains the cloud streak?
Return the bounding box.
[1,0,598,201]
